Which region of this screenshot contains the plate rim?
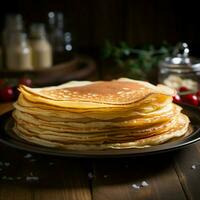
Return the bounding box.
[0,104,200,158]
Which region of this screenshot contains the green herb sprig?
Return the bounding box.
[101,41,172,80]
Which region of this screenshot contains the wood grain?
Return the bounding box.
[173,142,200,200]
[33,159,92,200]
[0,184,33,200]
[1,98,200,200]
[0,144,92,200]
[0,104,92,200]
[92,155,186,200]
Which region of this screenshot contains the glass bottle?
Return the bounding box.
[158,43,200,92]
[5,32,33,71]
[29,23,52,69]
[47,11,65,53]
[64,32,72,52]
[47,12,73,63]
[2,14,24,69]
[2,14,24,47]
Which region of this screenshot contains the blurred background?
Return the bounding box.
[0,0,199,54]
[1,0,200,104]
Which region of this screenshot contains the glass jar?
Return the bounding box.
[5,32,33,71]
[158,43,200,92]
[29,23,52,69]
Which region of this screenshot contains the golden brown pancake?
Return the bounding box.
[18,78,175,108]
[12,78,190,150]
[14,92,173,120]
[13,114,190,150]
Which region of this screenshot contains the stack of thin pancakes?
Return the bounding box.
[12,78,190,150]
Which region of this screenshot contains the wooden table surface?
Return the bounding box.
[1,103,200,200]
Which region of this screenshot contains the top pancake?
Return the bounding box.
[19,78,176,108]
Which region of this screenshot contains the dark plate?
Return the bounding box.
[0,104,200,158]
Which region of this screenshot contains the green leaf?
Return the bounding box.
[101,40,172,80]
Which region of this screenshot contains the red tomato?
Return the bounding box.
[182,94,198,106]
[196,90,200,104]
[173,95,182,103]
[196,90,200,97]
[19,77,32,87]
[179,86,189,92]
[0,86,15,102]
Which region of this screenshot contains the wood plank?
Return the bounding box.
[0,147,92,200]
[92,155,186,200]
[0,184,33,200]
[0,144,34,200]
[0,103,92,200]
[33,158,92,200]
[173,142,200,200]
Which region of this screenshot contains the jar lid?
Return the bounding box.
[160,42,200,73]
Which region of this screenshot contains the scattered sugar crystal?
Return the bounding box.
[24,153,32,159]
[141,181,149,187]
[132,184,140,189]
[103,174,108,178]
[191,165,196,170]
[132,181,149,189]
